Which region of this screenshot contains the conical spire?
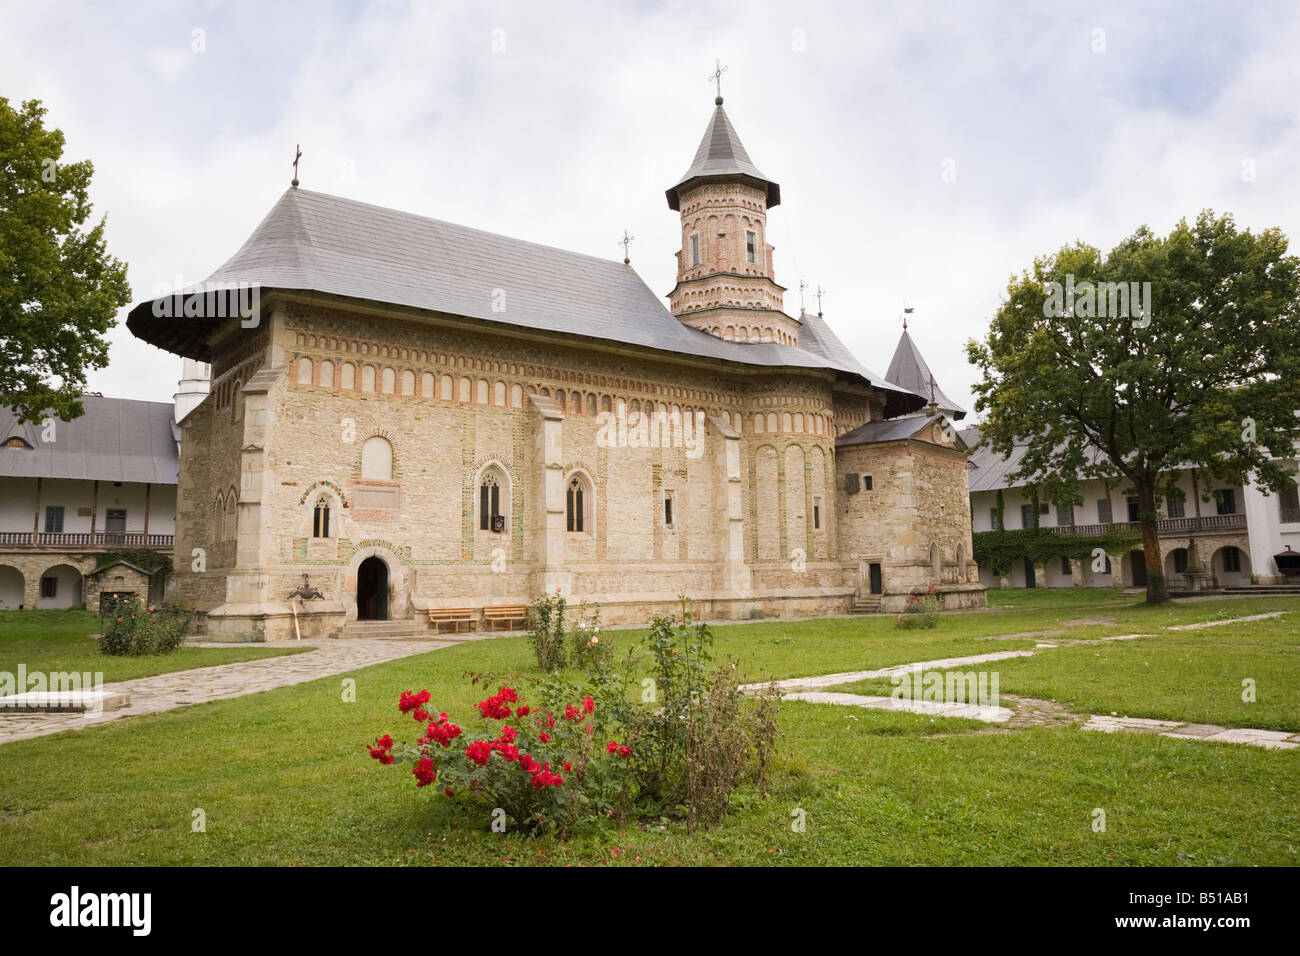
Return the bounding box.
[885,329,965,419]
[665,99,780,210]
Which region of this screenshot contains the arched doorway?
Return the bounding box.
[356,556,388,620]
[0,566,24,610]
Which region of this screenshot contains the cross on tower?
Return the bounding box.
[291,144,303,187]
[709,58,728,101]
[815,284,826,317]
[799,279,809,313]
[619,229,635,265]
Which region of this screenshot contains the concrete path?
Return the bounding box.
[1082,715,1299,750]
[0,638,451,746]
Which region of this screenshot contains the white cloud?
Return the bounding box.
[2,0,1298,418]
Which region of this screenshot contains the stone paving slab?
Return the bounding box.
[1083,714,1299,750]
[0,639,450,746]
[780,690,1013,723]
[1166,612,1287,630]
[739,649,1039,693]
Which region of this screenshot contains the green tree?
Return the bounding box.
[0,98,131,424]
[967,211,1300,604]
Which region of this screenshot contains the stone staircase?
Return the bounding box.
[332,620,438,641]
[849,594,882,614]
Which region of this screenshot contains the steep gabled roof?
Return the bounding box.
[885,329,965,419]
[124,188,923,414]
[665,98,780,211]
[0,396,178,483]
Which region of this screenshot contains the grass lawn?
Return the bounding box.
[831,604,1300,730]
[0,591,1296,866]
[0,610,309,685]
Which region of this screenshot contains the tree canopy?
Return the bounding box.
[0,97,131,424]
[967,210,1300,601]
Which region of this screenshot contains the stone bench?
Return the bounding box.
[0,690,132,713]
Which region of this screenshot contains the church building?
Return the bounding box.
[126,94,985,639]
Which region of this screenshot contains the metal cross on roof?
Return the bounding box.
[619,229,635,264]
[709,58,728,100]
[799,279,809,313]
[815,284,826,317]
[291,144,303,187]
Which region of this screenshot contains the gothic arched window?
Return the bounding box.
[479,470,504,531]
[313,496,331,538]
[566,475,592,533]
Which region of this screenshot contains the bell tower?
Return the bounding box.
[665,93,797,346]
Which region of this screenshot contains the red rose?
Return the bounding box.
[539,732,551,743]
[582,696,595,714]
[413,757,437,787]
[606,741,618,754]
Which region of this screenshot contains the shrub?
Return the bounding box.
[895,585,941,630]
[528,588,569,671]
[568,603,609,669]
[368,597,779,837]
[98,596,192,655]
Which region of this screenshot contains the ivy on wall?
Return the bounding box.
[84,548,174,579]
[972,527,1141,576]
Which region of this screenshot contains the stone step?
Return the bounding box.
[334,620,436,640]
[849,597,882,615]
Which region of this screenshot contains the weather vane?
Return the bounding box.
[709,58,728,100]
[291,144,303,188]
[902,304,914,331]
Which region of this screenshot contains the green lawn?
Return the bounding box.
[832,605,1300,730]
[0,610,308,684]
[0,593,1296,866]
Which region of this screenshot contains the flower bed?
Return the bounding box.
[368,599,778,836]
[98,595,193,655]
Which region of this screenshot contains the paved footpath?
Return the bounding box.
[0,639,453,746]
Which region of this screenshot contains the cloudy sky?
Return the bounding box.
[4,0,1299,417]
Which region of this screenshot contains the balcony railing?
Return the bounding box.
[1046,514,1246,536]
[0,532,175,548]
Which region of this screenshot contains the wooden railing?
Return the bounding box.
[0,532,174,548]
[1046,514,1246,536]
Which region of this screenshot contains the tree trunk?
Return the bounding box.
[1137,481,1169,604]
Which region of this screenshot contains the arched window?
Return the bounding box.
[566,475,592,533]
[313,496,331,538]
[361,436,393,481]
[479,471,503,531]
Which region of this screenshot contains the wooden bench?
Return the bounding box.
[428,608,476,634]
[482,604,528,632]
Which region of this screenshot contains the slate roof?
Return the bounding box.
[125,188,925,417]
[836,412,966,450]
[885,330,965,419]
[665,98,780,211]
[0,396,178,484]
[962,425,1118,493]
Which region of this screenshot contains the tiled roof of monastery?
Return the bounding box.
[0,396,178,483]
[125,188,926,417]
[665,98,780,211]
[836,412,967,450]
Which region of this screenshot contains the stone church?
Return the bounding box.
[127,94,985,639]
